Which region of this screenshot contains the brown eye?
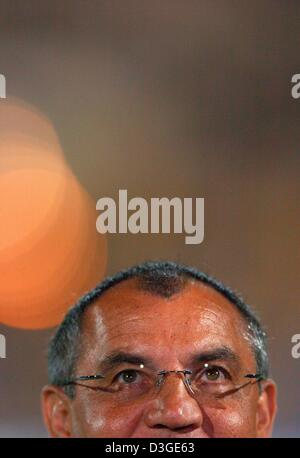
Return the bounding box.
[202,366,226,382]
[118,370,138,384]
[205,367,221,381]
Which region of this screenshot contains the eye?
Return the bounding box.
[204,367,221,381]
[117,369,140,384]
[201,365,230,383]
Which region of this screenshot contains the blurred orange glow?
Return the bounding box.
[0,98,107,329]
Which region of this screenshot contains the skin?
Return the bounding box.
[42,278,277,437]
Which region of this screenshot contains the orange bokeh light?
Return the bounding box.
[0,98,107,329]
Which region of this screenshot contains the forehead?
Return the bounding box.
[80,278,254,367]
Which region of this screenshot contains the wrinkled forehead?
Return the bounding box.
[79,278,254,368]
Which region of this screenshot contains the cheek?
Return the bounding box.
[207,400,257,438]
[71,396,143,438]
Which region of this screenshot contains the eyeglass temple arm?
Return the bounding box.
[61,374,105,386]
[244,373,264,381]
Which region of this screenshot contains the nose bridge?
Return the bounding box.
[144,370,203,430]
[157,371,190,394]
[154,370,197,407]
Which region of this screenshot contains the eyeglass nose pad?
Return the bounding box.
[155,370,194,394]
[157,372,200,404]
[181,372,196,396]
[156,370,168,388]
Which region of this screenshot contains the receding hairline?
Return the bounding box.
[81,274,243,307]
[78,275,251,340]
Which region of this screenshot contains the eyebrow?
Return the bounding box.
[97,346,241,374]
[190,346,241,369]
[97,351,157,374]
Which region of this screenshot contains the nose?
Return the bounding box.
[143,372,204,432]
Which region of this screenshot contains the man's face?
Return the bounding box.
[42,279,277,437]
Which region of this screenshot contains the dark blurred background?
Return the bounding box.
[0,1,299,437]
